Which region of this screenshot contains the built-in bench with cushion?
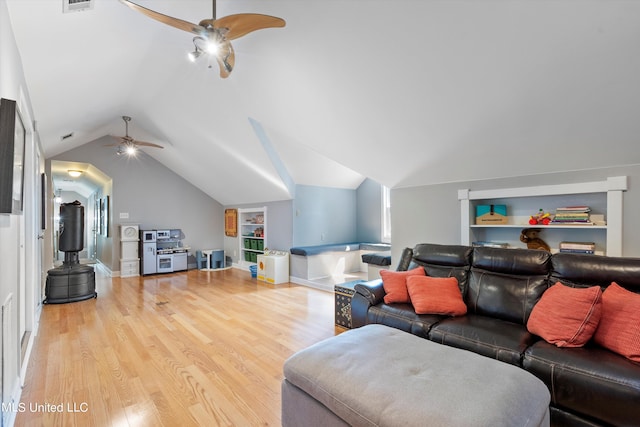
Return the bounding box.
[289,242,390,289]
[361,252,391,280]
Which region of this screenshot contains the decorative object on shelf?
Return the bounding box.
[476,204,508,225]
[520,228,550,252]
[224,208,237,237]
[529,209,553,225]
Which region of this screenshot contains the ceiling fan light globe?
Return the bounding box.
[126,146,137,155]
[206,41,219,55]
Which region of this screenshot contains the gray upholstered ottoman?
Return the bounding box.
[282,324,550,427]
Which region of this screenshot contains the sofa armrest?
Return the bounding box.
[396,247,414,271]
[351,279,385,328]
[354,279,385,305]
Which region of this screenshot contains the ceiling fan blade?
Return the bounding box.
[135,141,164,149]
[108,135,125,143]
[119,0,206,36]
[215,41,235,78]
[210,14,285,40]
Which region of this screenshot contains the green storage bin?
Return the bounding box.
[250,239,258,250]
[257,240,264,251]
[244,238,251,249]
[250,252,258,263]
[244,251,252,262]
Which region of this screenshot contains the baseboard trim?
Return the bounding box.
[289,276,334,293]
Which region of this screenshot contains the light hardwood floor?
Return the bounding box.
[17,268,342,426]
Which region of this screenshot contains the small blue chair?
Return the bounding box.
[195,250,208,269]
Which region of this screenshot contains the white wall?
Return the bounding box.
[391,165,640,263]
[356,178,383,243]
[0,0,42,423]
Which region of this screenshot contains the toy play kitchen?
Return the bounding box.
[140,229,189,275]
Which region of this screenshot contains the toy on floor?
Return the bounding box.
[520,228,551,252]
[529,209,552,225]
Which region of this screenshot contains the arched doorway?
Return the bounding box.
[50,161,111,266]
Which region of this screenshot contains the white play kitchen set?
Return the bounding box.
[140,228,189,275]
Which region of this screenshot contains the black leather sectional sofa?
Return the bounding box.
[351,243,640,427]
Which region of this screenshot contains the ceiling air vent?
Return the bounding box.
[62,0,94,14]
[61,132,74,141]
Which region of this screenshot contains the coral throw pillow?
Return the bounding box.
[380,267,425,304]
[405,276,467,316]
[593,282,640,362]
[527,282,602,348]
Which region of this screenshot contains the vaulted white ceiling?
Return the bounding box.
[6,0,640,205]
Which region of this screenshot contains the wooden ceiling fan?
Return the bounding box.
[106,116,163,155]
[119,0,286,78]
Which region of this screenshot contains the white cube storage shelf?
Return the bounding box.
[257,252,289,284]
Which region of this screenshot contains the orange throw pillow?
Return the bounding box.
[380,267,425,304]
[593,282,640,362]
[405,276,467,316]
[527,282,602,348]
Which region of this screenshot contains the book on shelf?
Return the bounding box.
[559,241,595,254]
[560,241,595,250]
[549,221,594,226]
[555,206,591,212]
[559,248,595,254]
[553,214,590,220]
[551,205,592,225]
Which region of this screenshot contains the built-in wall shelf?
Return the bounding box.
[459,176,627,256]
[470,224,608,230]
[238,207,267,267]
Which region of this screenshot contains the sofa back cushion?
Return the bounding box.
[409,244,473,295]
[551,252,640,292]
[467,247,551,325]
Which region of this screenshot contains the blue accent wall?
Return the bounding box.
[293,185,357,246]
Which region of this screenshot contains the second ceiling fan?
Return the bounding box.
[119,0,286,78]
